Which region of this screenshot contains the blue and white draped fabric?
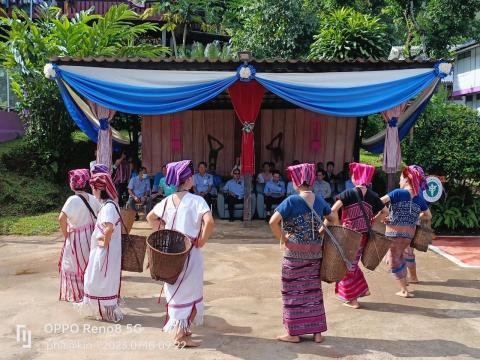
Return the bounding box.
[55,65,238,115]
[362,78,439,154]
[255,68,437,116]
[52,63,444,117]
[56,78,128,149]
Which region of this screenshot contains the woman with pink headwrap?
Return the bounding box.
[58,169,101,302]
[331,163,389,309]
[403,164,428,283]
[269,163,336,343]
[147,160,215,347]
[380,165,432,298]
[76,170,124,322]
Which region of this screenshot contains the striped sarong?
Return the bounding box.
[282,258,327,336]
[335,234,369,301]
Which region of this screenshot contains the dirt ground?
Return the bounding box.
[0,220,479,360]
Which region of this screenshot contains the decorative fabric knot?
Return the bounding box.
[99,118,109,130]
[242,123,255,132]
[236,64,256,82]
[434,61,452,79]
[43,63,57,80]
[388,117,398,127]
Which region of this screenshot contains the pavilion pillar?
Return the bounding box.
[228,79,265,224]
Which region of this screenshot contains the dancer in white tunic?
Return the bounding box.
[76,171,123,322]
[147,160,215,347]
[58,169,100,302]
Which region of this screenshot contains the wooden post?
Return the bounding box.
[387,172,396,192]
[243,174,252,225]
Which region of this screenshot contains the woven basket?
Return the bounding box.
[321,225,362,283]
[361,230,392,271]
[412,224,434,252]
[147,229,193,284]
[121,234,147,272]
[120,209,136,235]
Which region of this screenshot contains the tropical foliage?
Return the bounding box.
[0,4,169,181]
[227,0,317,59]
[308,7,390,60]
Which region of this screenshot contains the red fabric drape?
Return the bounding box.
[228,80,265,175]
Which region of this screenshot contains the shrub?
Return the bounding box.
[308,7,390,60]
[404,98,480,188]
[404,95,480,232]
[0,172,64,216]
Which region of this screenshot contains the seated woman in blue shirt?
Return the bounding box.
[264,171,286,220]
[223,170,244,222]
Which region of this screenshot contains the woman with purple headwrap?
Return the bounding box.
[58,169,100,302]
[147,160,215,347]
[269,163,336,344]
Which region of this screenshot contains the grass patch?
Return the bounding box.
[360,149,382,167]
[0,138,23,156]
[0,211,59,235]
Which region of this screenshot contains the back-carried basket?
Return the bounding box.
[321,225,363,283]
[412,222,434,252]
[361,229,392,271]
[147,229,193,284]
[110,202,147,273]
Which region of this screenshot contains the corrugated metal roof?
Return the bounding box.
[51,56,441,72]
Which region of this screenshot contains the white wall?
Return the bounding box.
[453,45,480,94]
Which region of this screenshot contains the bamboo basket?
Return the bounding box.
[321,225,362,283]
[361,230,392,271]
[121,234,147,272]
[147,230,193,284]
[120,209,136,234]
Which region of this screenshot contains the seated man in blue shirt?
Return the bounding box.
[264,171,286,220]
[127,166,152,220]
[193,162,214,207]
[223,169,244,222]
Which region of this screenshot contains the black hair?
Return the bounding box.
[100,189,110,200]
[262,161,271,168]
[291,160,300,165]
[317,169,326,176]
[327,161,335,167]
[272,170,281,176]
[198,161,207,168]
[139,166,147,172]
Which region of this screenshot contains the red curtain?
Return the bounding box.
[228,80,265,175]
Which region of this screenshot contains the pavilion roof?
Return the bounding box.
[50,56,439,73]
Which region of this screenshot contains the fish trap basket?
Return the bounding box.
[321,225,362,283]
[361,230,392,271]
[412,224,434,252]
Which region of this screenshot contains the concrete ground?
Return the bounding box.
[0,220,479,360]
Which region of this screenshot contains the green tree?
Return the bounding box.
[0,4,169,181]
[308,7,390,60]
[383,0,480,58]
[227,0,317,59]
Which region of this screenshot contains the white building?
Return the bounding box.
[452,41,480,112]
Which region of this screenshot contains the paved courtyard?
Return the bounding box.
[0,220,479,360]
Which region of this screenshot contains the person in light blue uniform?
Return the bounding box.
[127,166,152,219]
[264,171,286,219]
[223,169,244,222]
[193,162,214,207]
